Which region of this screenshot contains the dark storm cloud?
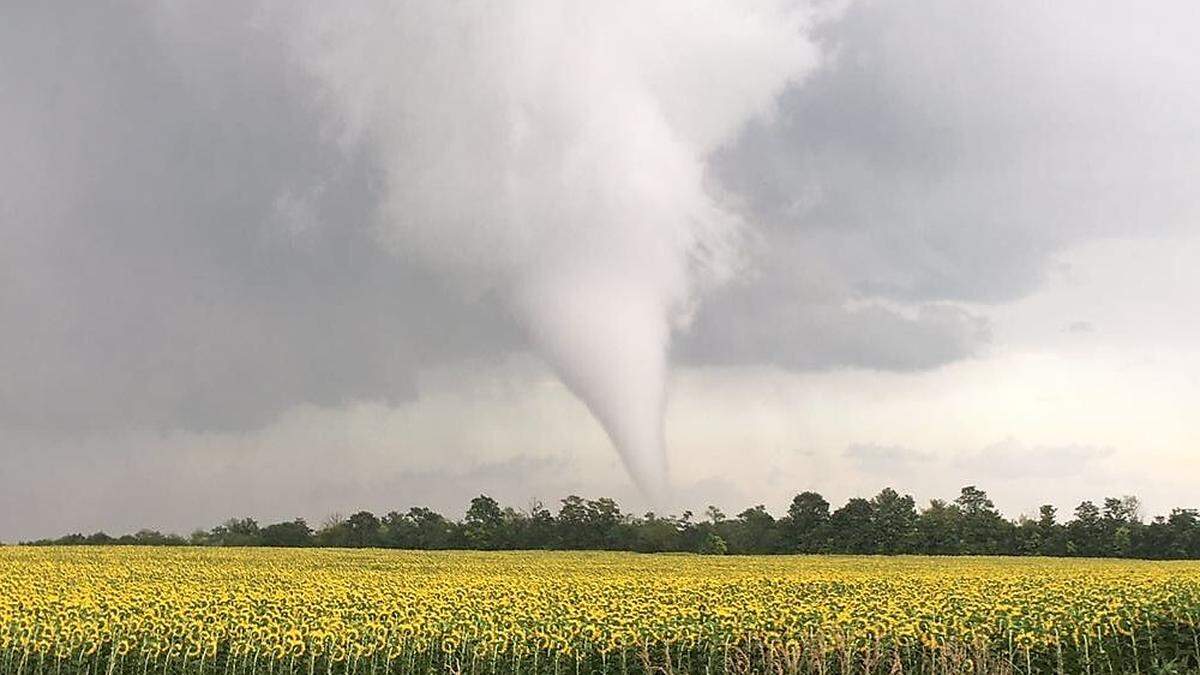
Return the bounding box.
[680,289,990,372]
[0,3,520,433]
[3,0,1199,439]
[691,0,1200,369]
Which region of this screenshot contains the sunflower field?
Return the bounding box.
[2,547,1199,674]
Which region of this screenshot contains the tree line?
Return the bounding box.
[19,486,1200,559]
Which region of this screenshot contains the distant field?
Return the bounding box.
[2,548,1199,674]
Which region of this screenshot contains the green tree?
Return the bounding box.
[407,507,455,549]
[463,495,505,550]
[557,496,624,549]
[380,511,415,548]
[1167,509,1200,558]
[785,491,830,553]
[343,511,382,548]
[260,519,313,547]
[955,486,1009,554]
[698,532,728,555]
[915,500,961,554]
[828,498,875,554]
[730,505,779,553]
[1067,501,1103,557]
[1013,515,1041,555]
[1101,495,1142,557]
[704,505,726,525]
[1035,504,1067,556]
[519,501,557,549]
[35,487,1200,559]
[210,517,262,546]
[556,496,592,549]
[314,513,349,547]
[632,513,682,553]
[870,488,918,554]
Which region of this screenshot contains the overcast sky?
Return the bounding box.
[3,0,1199,541]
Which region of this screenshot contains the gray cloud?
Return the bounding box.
[844,443,934,475]
[953,440,1115,480]
[0,3,520,433]
[693,0,1200,370]
[0,428,578,540]
[681,295,989,371]
[5,1,1198,437]
[3,1,1199,537]
[838,440,1123,517]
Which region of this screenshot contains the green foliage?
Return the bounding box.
[260,519,313,547]
[463,495,505,549]
[22,486,1200,560]
[784,491,829,553]
[697,532,727,555]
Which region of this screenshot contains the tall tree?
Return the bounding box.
[210,517,262,546]
[380,511,413,548]
[632,513,683,553]
[557,496,624,549]
[520,501,557,549]
[730,505,780,554]
[1067,501,1103,557]
[915,500,961,555]
[1167,509,1200,559]
[343,511,382,548]
[828,498,876,554]
[785,491,830,553]
[705,505,726,525]
[871,488,918,554]
[1101,496,1141,557]
[260,519,313,547]
[955,486,1009,554]
[36,487,1200,560]
[407,507,455,549]
[1035,505,1066,556]
[463,495,505,550]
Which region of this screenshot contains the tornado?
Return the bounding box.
[271,0,824,494]
[514,270,672,496]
